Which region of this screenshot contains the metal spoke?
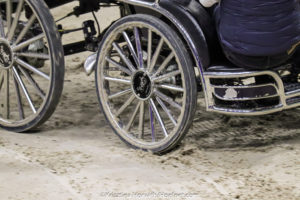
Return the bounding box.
[149,98,168,138]
[18,66,45,99]
[13,74,24,120]
[105,57,132,75]
[138,101,145,139]
[147,30,152,70]
[16,52,50,60]
[6,0,12,32]
[125,101,141,131]
[156,96,177,126]
[108,88,132,100]
[0,71,3,91]
[15,58,50,80]
[154,90,182,110]
[3,70,9,118]
[148,38,164,73]
[112,42,136,72]
[7,0,24,41]
[13,33,45,52]
[0,12,5,37]
[152,70,181,83]
[104,76,131,85]
[122,31,139,67]
[116,94,135,117]
[149,104,155,142]
[12,67,36,113]
[134,27,143,68]
[153,52,175,77]
[157,84,184,92]
[15,15,36,45]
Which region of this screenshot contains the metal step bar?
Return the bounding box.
[203,68,300,116]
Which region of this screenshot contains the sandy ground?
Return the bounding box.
[0,2,300,200]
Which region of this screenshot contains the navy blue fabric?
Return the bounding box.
[218,0,300,56]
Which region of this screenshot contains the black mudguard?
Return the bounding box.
[45,0,74,8]
[159,0,214,68]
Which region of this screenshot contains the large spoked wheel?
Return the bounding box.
[0,0,64,132]
[96,14,197,153]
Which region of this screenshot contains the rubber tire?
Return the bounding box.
[0,0,65,132]
[95,14,197,154]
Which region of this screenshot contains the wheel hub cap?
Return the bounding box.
[0,39,13,70]
[132,71,152,100]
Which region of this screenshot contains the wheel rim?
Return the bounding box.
[97,21,188,149]
[0,0,53,128]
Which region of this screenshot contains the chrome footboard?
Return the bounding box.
[203,68,300,115]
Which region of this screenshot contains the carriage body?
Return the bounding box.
[114,0,300,116]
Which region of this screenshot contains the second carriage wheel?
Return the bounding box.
[0,0,64,132]
[96,14,197,153]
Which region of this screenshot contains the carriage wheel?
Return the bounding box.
[96,14,197,153]
[0,0,64,132]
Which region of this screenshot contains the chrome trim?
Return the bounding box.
[286,89,300,98]
[84,53,97,76]
[213,93,279,102]
[209,104,284,116]
[211,83,277,89]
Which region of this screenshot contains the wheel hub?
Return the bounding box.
[0,39,13,70]
[132,71,152,100]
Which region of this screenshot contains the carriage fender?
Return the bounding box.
[158,0,212,69]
